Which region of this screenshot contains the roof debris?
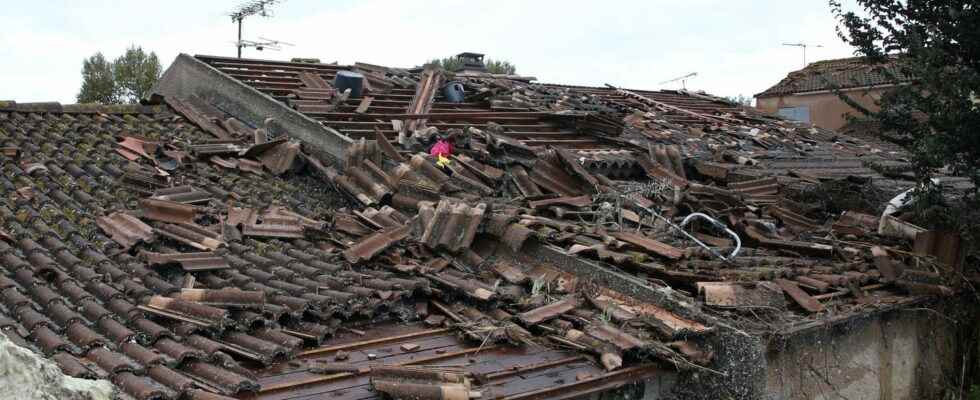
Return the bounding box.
[0,54,972,400]
[95,212,155,249]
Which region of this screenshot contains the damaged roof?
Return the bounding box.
[0,100,705,400]
[756,55,915,97]
[191,54,912,184]
[0,52,970,400]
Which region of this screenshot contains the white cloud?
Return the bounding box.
[0,0,861,103]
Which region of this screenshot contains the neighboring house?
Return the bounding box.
[755,56,914,130]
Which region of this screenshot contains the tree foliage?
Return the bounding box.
[113,46,162,104]
[77,53,117,104]
[831,0,980,230]
[426,56,517,75]
[724,94,753,106]
[484,59,517,75]
[76,45,162,104]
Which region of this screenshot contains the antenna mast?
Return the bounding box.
[659,72,698,90]
[233,37,294,53]
[782,42,824,67]
[230,0,285,58]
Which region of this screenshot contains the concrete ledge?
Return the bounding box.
[765,296,977,399]
[152,53,352,165]
[522,241,705,319]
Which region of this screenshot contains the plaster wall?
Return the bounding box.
[756,88,886,130]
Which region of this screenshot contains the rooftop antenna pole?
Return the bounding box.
[659,72,698,90]
[237,18,243,58]
[229,0,284,58]
[782,42,824,67]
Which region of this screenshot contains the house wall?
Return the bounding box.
[765,297,977,400]
[756,88,887,130]
[659,296,976,400]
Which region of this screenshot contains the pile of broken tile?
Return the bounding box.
[0,68,971,400]
[321,91,970,347]
[0,101,718,400]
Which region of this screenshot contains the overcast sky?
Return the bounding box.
[1,0,860,104]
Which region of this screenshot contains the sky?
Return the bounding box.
[0,0,861,104]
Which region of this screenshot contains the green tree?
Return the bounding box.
[830,0,980,230]
[112,46,162,104]
[427,56,463,72]
[485,59,517,75]
[426,56,517,75]
[724,95,753,106]
[76,52,117,104]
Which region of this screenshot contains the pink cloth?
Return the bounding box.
[429,139,452,157]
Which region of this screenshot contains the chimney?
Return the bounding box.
[454,52,487,73]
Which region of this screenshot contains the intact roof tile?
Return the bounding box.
[3,101,378,398]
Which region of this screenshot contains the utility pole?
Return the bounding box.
[229,1,284,58]
[782,42,824,67]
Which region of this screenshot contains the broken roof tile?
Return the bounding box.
[152,186,213,205]
[142,251,230,272]
[610,232,684,260]
[343,224,411,264]
[142,296,232,329]
[174,289,265,307]
[96,212,154,249]
[155,223,225,251]
[140,198,196,224]
[419,200,486,253]
[518,296,581,326]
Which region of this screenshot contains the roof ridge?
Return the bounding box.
[0,101,164,114]
[757,55,911,97]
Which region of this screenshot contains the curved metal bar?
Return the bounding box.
[642,208,728,262]
[680,212,741,260]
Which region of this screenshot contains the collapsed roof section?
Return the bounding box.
[0,100,712,399]
[0,53,970,400]
[155,54,911,186]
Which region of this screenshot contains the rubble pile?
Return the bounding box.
[0,54,973,400]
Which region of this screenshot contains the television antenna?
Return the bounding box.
[232,37,294,52]
[782,42,824,67]
[229,0,286,58]
[659,72,698,89]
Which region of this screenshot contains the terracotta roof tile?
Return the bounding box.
[757,56,914,96]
